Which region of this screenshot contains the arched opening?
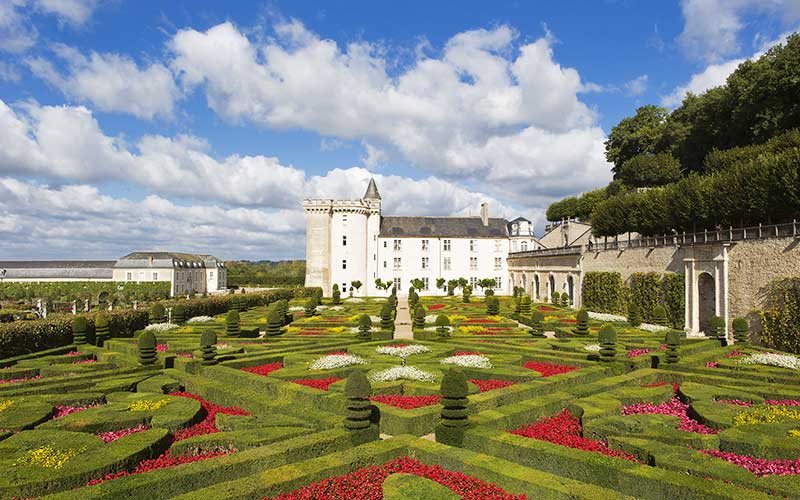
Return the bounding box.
[521,274,527,294]
[548,275,555,302]
[698,272,716,334]
[534,275,540,301]
[567,275,574,306]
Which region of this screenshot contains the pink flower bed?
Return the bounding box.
[627,348,652,358]
[87,450,231,486]
[640,381,681,392]
[717,399,753,406]
[622,397,718,434]
[242,362,284,377]
[700,450,800,476]
[706,361,719,368]
[64,351,81,357]
[292,378,343,391]
[54,402,103,418]
[370,394,441,410]
[0,375,41,385]
[465,318,497,324]
[524,361,579,378]
[97,424,150,443]
[766,400,800,406]
[470,379,516,392]
[72,359,97,364]
[538,306,556,312]
[155,344,169,352]
[177,353,193,358]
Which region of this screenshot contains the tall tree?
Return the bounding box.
[604,105,669,175]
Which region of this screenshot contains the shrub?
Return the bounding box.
[732,317,749,344]
[462,285,472,304]
[408,290,418,310]
[230,295,241,312]
[413,305,425,330]
[582,272,624,314]
[531,311,545,337]
[358,314,372,340]
[344,370,378,444]
[312,288,323,306]
[332,284,341,305]
[514,297,521,314]
[138,331,157,365]
[757,277,800,353]
[225,310,240,338]
[200,330,217,365]
[94,314,110,347]
[486,296,499,316]
[520,295,531,314]
[435,315,450,338]
[72,316,88,345]
[435,368,470,446]
[304,298,316,318]
[277,299,292,325]
[265,308,283,336]
[631,272,661,322]
[551,291,560,304]
[149,303,166,325]
[484,289,494,296]
[663,273,685,328]
[652,305,669,327]
[172,305,187,325]
[708,315,726,341]
[574,310,589,336]
[380,303,394,332]
[665,330,681,363]
[598,325,617,362]
[627,302,641,327]
[560,292,570,308]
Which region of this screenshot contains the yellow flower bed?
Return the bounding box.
[286,326,300,333]
[128,398,170,412]
[347,314,361,322]
[447,315,467,323]
[0,399,13,413]
[14,446,85,469]
[328,326,348,333]
[788,429,800,438]
[459,326,486,335]
[733,406,800,426]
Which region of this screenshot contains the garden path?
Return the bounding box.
[394,297,414,340]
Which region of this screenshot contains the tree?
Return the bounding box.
[332,284,341,305]
[605,105,669,174]
[374,279,390,294]
[380,303,395,332]
[436,278,446,294]
[350,280,362,296]
[435,315,450,338]
[72,316,88,345]
[225,310,241,337]
[530,311,545,337]
[413,304,425,330]
[732,317,749,344]
[665,330,681,363]
[598,325,617,362]
[477,278,497,292]
[200,330,218,365]
[94,314,111,346]
[447,279,458,296]
[303,298,317,318]
[462,285,472,304]
[138,331,157,365]
[149,303,166,324]
[617,153,682,187]
[410,278,425,292]
[573,310,589,336]
[344,370,379,444]
[435,368,470,446]
[358,314,373,340]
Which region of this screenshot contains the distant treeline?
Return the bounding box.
[225,260,306,287]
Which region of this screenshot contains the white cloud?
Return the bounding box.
[360,142,387,170]
[624,74,648,96]
[0,0,99,54]
[169,21,610,202]
[26,45,180,119]
[32,0,98,26]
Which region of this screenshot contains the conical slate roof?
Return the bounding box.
[364,178,381,200]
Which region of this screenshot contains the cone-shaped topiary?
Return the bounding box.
[530,311,545,337]
[279,300,292,325]
[304,298,317,318]
[380,302,395,332]
[149,303,166,324]
[225,310,240,337]
[462,285,472,303]
[520,295,531,314]
[665,330,681,363]
[732,317,749,344]
[435,314,451,338]
[652,305,669,327]
[435,368,470,446]
[413,305,425,330]
[561,292,570,308]
[230,295,241,312]
[708,315,726,343]
[312,288,323,306]
[551,291,560,304]
[173,305,187,325]
[238,295,249,313]
[358,314,372,340]
[72,316,88,345]
[573,309,589,336]
[94,313,110,346]
[332,284,341,305]
[627,302,641,327]
[344,370,379,444]
[265,307,283,336]
[138,331,157,365]
[598,324,617,362]
[200,330,218,365]
[486,296,499,316]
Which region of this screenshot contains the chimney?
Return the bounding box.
[480,202,489,226]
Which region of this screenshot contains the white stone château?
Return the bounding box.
[304,179,541,296]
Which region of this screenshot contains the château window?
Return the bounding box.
[443,239,451,251]
[470,257,478,270]
[384,241,387,248]
[342,260,347,270]
[495,240,503,252]
[153,272,159,281]
[126,272,132,281]
[342,235,347,246]
[421,257,429,269]
[421,239,429,251]
[494,257,502,270]
[470,277,477,288]
[394,239,402,251]
[495,276,502,289]
[443,257,451,271]
[470,240,476,252]
[521,241,528,251]
[393,257,402,270]
[393,277,401,290]
[422,277,429,290]
[383,260,387,268]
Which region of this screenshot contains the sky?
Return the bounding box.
[1,0,799,261]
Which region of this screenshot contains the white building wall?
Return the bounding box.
[330,209,369,296]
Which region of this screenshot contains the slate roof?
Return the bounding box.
[0,261,114,280]
[379,216,509,238]
[508,216,530,223]
[0,261,115,269]
[364,178,381,200]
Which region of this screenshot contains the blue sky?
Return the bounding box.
[1,0,798,260]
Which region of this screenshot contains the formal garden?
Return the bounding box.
[1,286,800,499]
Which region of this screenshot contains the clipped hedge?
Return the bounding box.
[581,272,624,314]
[630,272,661,322]
[162,287,320,319]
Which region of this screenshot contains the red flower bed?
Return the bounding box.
[470,379,516,392]
[292,378,343,391]
[524,361,579,377]
[242,362,284,377]
[640,381,681,392]
[472,330,500,335]
[488,327,513,331]
[560,319,577,324]
[327,351,348,355]
[264,456,527,500]
[370,394,441,409]
[169,392,251,441]
[537,306,556,312]
[298,332,322,336]
[509,409,636,461]
[87,450,230,486]
[428,304,446,310]
[700,450,800,476]
[622,397,717,434]
[465,318,497,324]
[454,351,481,356]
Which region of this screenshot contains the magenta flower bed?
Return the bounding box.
[54,402,103,418]
[97,424,150,443]
[622,397,718,434]
[0,375,41,385]
[627,348,652,358]
[700,450,800,476]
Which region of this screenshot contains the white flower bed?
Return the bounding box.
[346,298,365,303]
[309,354,367,370]
[583,344,601,352]
[349,326,380,334]
[329,306,344,311]
[187,316,214,323]
[145,323,179,332]
[424,326,453,333]
[425,314,438,323]
[587,312,627,322]
[440,354,492,369]
[376,345,431,357]
[215,343,230,350]
[369,366,436,383]
[637,323,669,332]
[288,306,304,312]
[370,315,381,323]
[317,305,329,310]
[739,352,800,370]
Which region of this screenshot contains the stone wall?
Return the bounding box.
[581,246,684,284]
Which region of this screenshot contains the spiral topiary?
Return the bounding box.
[732,317,749,344]
[358,314,372,340]
[138,331,157,365]
[708,315,726,343]
[332,284,341,305]
[627,302,641,327]
[225,310,240,337]
[561,292,570,308]
[172,305,187,325]
[652,305,669,327]
[380,302,395,332]
[551,291,560,305]
[279,299,292,325]
[665,330,681,364]
[304,298,317,318]
[72,315,88,345]
[598,324,617,362]
[435,314,451,338]
[94,313,110,347]
[413,304,425,330]
[435,368,470,446]
[573,309,589,336]
[514,297,521,314]
[312,288,323,306]
[529,310,545,337]
[344,370,379,444]
[200,330,217,365]
[408,289,418,310]
[520,294,531,314]
[486,296,499,316]
[149,303,166,325]
[265,307,283,336]
[230,295,241,312]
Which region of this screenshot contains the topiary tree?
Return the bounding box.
[380,302,395,332]
[520,294,531,314]
[561,292,570,308]
[447,279,457,296]
[627,302,641,327]
[149,303,166,324]
[435,315,451,338]
[332,284,341,305]
[138,331,157,365]
[708,315,726,344]
[530,311,545,337]
[350,280,362,296]
[358,314,372,340]
[72,315,88,345]
[408,289,418,310]
[598,324,617,362]
[665,330,681,364]
[200,330,217,365]
[265,308,283,336]
[173,305,187,325]
[573,309,589,336]
[312,288,323,306]
[486,296,499,316]
[230,295,241,312]
[435,368,470,446]
[225,310,240,337]
[344,370,379,444]
[238,295,249,313]
[484,288,494,297]
[413,304,425,330]
[514,296,521,314]
[551,291,560,304]
[652,305,669,327]
[94,313,110,347]
[304,298,317,318]
[462,285,472,303]
[732,317,749,344]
